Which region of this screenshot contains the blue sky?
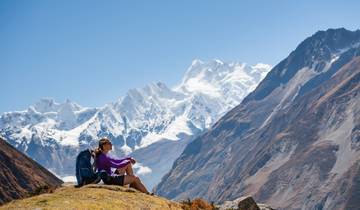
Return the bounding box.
[1,0,359,113]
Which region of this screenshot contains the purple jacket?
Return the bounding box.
[96,153,132,175]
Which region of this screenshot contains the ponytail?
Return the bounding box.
[94,137,111,158]
[93,147,102,158]
[92,138,107,172]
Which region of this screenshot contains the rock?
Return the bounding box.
[258,203,275,210]
[218,196,260,210]
[237,197,260,210]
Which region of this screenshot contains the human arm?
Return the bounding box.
[107,156,134,168]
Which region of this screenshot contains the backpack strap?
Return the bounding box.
[90,149,97,173]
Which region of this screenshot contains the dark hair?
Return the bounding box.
[94,137,111,158]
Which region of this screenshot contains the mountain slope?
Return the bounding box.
[154,28,360,210]
[0,137,63,205]
[0,60,271,190]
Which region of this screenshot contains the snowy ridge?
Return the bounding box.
[1,59,270,151]
[0,59,271,181]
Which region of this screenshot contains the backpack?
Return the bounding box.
[75,149,101,187]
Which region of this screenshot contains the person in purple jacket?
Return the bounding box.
[94,137,151,194]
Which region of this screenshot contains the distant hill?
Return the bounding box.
[0,137,63,205]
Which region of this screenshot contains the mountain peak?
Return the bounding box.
[252,63,272,71]
[34,98,57,113]
[210,59,224,65]
[243,28,360,103]
[298,28,360,55]
[180,59,233,86]
[33,98,82,114]
[190,59,204,66]
[176,59,271,98]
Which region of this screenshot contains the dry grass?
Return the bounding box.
[179,198,218,210]
[0,184,182,210]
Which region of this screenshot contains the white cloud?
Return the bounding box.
[62,175,77,183]
[133,163,152,175]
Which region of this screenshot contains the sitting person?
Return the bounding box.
[94,137,151,194]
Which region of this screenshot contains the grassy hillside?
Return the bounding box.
[0,184,183,210]
[0,183,269,210]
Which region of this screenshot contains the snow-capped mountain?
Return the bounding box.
[0,59,271,189]
[155,28,360,209]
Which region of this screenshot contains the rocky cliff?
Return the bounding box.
[155,28,360,210]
